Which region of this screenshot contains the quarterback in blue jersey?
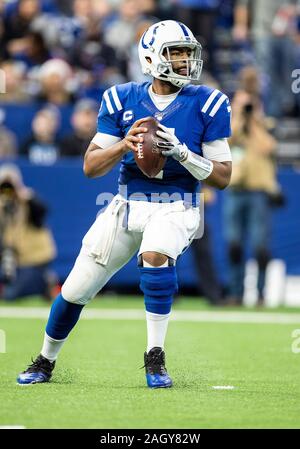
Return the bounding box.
[17,20,232,388]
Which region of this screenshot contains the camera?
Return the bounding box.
[0,180,16,194]
[0,246,17,284]
[243,103,254,115]
[242,103,255,135]
[0,181,18,283]
[0,181,17,217]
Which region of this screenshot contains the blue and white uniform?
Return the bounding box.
[17,19,232,388]
[93,81,231,205]
[62,81,231,305]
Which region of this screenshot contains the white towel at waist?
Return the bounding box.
[84,194,127,266]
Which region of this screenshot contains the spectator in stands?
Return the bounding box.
[233,0,298,118]
[68,9,119,75]
[0,164,57,301]
[224,76,280,305]
[0,111,18,159]
[0,60,30,103]
[37,59,75,105]
[21,31,51,69]
[60,98,98,157]
[238,65,261,104]
[127,20,155,83]
[21,105,60,165]
[30,0,102,62]
[51,0,73,15]
[104,0,143,61]
[138,0,168,21]
[57,0,126,93]
[233,65,265,120]
[175,0,221,73]
[2,0,41,59]
[191,187,223,305]
[0,1,5,60]
[91,0,112,22]
[99,66,129,89]
[72,0,94,24]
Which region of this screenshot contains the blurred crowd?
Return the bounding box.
[0,0,299,161]
[0,164,57,300]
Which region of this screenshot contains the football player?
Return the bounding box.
[17,20,232,388]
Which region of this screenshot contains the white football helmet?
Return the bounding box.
[138,20,203,88]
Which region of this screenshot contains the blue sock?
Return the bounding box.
[45,293,84,340]
[139,266,178,315]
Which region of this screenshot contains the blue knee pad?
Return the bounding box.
[46,293,84,340]
[139,266,178,315]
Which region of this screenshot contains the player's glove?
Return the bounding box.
[156,124,188,162]
[156,123,213,181]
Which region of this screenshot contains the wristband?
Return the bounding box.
[180,149,213,181]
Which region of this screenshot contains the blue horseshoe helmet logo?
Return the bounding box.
[141,25,160,49]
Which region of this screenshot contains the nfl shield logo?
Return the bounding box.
[154,112,164,121]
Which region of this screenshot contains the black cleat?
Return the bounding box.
[17,354,56,385]
[143,347,173,388]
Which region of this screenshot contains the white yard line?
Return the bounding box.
[212,386,235,390]
[0,307,300,324]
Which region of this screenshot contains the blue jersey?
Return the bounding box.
[97,81,231,205]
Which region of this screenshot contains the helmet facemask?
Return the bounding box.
[157,42,203,88]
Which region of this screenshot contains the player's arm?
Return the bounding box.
[183,87,232,189]
[84,141,128,178]
[83,118,149,178]
[156,125,232,190]
[156,87,233,189]
[173,140,231,190]
[200,139,232,189]
[202,160,232,190]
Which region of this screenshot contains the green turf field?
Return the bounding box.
[0,296,300,429]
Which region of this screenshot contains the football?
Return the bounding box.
[134,117,167,178]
